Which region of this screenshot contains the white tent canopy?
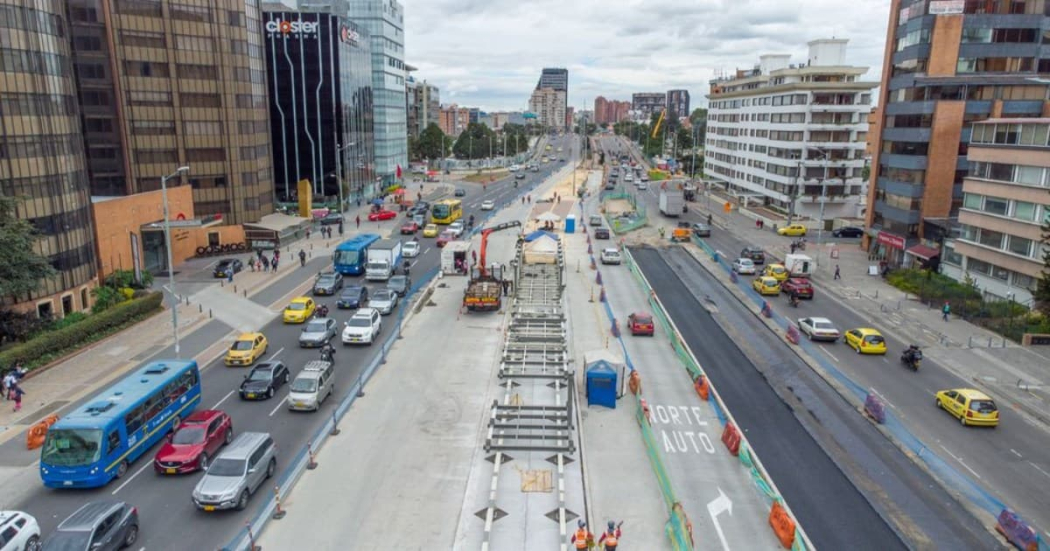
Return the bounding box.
[536,212,561,222]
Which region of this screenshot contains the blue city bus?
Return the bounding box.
[333,233,381,275]
[40,360,202,488]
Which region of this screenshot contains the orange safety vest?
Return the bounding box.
[604,531,619,547]
[573,529,589,549]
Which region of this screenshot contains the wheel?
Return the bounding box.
[115,460,129,479]
[854,343,861,354]
[198,453,209,471]
[170,415,181,432]
[122,525,138,548]
[224,427,233,445]
[24,535,41,551]
[235,490,250,511]
[935,398,942,409]
[266,458,276,479]
[283,372,290,384]
[266,387,274,399]
[808,331,814,341]
[960,415,967,426]
[196,246,207,256]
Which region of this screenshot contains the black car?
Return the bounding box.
[336,285,368,309]
[832,226,864,238]
[44,501,138,551]
[239,361,290,400]
[313,271,344,295]
[740,246,766,264]
[213,259,243,278]
[387,275,411,297]
[319,212,343,226]
[454,188,466,197]
[594,228,611,239]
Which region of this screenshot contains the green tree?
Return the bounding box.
[452,122,497,160]
[1036,192,1050,314]
[675,126,693,154]
[0,195,56,300]
[416,123,447,161]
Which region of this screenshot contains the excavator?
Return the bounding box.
[463,220,522,312]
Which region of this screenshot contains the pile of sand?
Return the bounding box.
[603,199,635,216]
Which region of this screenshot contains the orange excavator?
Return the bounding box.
[463,220,522,311]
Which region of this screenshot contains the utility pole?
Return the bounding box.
[161,165,190,358]
[788,159,802,226]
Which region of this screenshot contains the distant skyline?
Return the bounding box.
[404,0,890,112]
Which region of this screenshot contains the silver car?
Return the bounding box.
[192,432,276,512]
[448,221,465,238]
[298,318,337,348]
[403,240,420,258]
[367,288,399,315]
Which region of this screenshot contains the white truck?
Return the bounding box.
[365,239,403,281]
[783,254,814,278]
[659,190,684,217]
[440,241,471,275]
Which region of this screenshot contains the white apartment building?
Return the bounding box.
[704,39,877,221]
[529,87,566,130]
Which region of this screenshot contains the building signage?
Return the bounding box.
[876,231,906,250]
[929,0,964,14]
[339,25,360,46]
[265,18,319,37]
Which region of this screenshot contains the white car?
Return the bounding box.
[732,258,756,275]
[448,220,465,237]
[508,164,520,172]
[402,240,420,258]
[624,174,634,182]
[342,308,382,345]
[636,182,648,190]
[640,174,650,182]
[0,511,40,551]
[367,288,399,315]
[600,248,622,265]
[481,199,495,211]
[797,317,841,342]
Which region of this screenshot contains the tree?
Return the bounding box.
[452,122,497,160]
[675,126,693,155]
[416,123,447,161]
[0,195,56,301]
[1036,191,1050,314]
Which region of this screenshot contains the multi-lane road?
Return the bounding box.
[3,135,575,550]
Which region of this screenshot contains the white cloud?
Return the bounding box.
[403,0,890,111]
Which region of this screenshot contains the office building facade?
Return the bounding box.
[666,89,691,120]
[632,93,665,117]
[439,104,469,137]
[865,0,1050,263]
[1,0,98,317]
[536,67,568,129]
[705,39,876,221]
[65,0,275,224]
[262,9,374,202]
[350,0,407,186]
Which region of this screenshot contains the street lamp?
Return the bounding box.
[161,165,190,357]
[336,142,355,214]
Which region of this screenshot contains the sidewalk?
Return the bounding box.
[0,181,454,442]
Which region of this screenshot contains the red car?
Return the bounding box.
[781,278,814,299]
[627,312,655,336]
[436,230,455,248]
[368,209,397,221]
[153,409,233,474]
[400,221,420,234]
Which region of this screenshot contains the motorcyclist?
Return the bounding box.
[298,249,307,267]
[468,214,475,227]
[320,343,336,362]
[789,289,800,307]
[403,259,411,276]
[317,304,329,318]
[902,344,922,367]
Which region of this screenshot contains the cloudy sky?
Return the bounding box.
[404,0,891,112]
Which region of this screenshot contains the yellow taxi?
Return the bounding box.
[752,276,781,296]
[422,223,439,237]
[224,332,268,366]
[777,224,807,237]
[282,297,315,323]
[935,388,999,427]
[763,263,789,282]
[844,328,887,355]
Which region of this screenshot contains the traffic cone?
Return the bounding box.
[272,485,287,520]
[596,271,602,285]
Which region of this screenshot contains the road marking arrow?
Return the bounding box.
[707,486,734,551]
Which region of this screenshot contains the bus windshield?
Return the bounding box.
[334,250,359,266]
[432,204,451,219]
[41,428,103,467]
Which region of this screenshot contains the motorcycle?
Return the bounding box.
[789,295,800,308]
[900,346,922,371]
[320,346,335,363]
[317,305,329,318]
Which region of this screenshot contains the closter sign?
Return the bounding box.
[265,18,319,37]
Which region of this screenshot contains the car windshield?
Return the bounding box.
[865,335,885,345]
[334,250,359,265]
[813,321,835,330]
[970,399,997,413]
[440,232,454,239]
[291,378,317,393]
[40,428,102,466]
[738,259,752,265]
[207,457,246,476]
[172,426,206,445]
[231,340,254,351]
[389,276,407,288]
[42,531,91,551]
[304,321,328,333]
[248,368,273,381]
[217,261,232,269]
[372,290,393,301]
[317,275,336,285]
[287,302,307,311]
[404,243,418,251]
[341,288,362,298]
[347,317,372,328]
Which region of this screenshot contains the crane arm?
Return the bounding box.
[650,108,666,140]
[478,220,522,277]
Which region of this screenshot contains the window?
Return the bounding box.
[978,228,1005,248]
[963,193,983,209]
[988,163,1014,182]
[83,118,113,133]
[116,0,161,17]
[186,148,225,162]
[943,244,963,266]
[106,431,120,455]
[984,197,1009,216]
[174,35,214,52]
[180,93,221,108]
[1014,201,1037,221]
[968,258,993,275]
[183,121,222,135]
[75,62,104,79]
[124,60,168,77]
[73,35,102,51]
[1008,235,1033,256]
[126,91,170,106]
[131,120,174,135]
[176,63,218,80]
[120,30,165,48]
[1016,165,1044,186]
[135,149,177,164]
[1014,272,1036,289]
[171,4,212,22]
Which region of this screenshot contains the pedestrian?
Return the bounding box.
[261,255,270,272]
[271,258,279,272]
[571,520,593,550]
[708,213,713,226]
[10,382,24,412]
[248,256,256,272]
[756,219,760,229]
[599,521,622,551]
[1,370,12,401]
[790,243,797,254]
[834,264,841,280]
[274,250,280,263]
[942,301,950,322]
[356,215,361,228]
[227,269,234,284]
[527,194,531,203]
[501,279,508,297]
[356,197,361,207]
[521,196,525,205]
[299,249,307,267]
[338,222,344,236]
[306,228,311,239]
[255,258,263,272]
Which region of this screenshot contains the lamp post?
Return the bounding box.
[161,165,190,357]
[335,142,355,214]
[805,146,832,268]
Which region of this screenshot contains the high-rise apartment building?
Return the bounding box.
[262,8,374,202]
[536,68,568,129]
[594,97,633,125]
[65,0,275,224]
[666,89,691,120]
[1,0,98,317]
[529,87,566,129]
[866,0,1050,263]
[439,104,469,137]
[705,39,876,221]
[632,93,665,117]
[350,0,407,186]
[566,106,574,129]
[406,78,439,136]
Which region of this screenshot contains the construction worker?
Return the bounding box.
[571,520,593,550]
[599,521,622,550]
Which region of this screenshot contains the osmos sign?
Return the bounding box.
[265,18,319,35]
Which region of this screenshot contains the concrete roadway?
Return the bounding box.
[5,138,571,550]
[667,189,1050,539]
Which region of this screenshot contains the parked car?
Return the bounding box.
[777,223,807,237]
[454,188,466,197]
[191,432,276,512]
[481,199,495,210]
[43,502,138,550]
[342,308,382,345]
[935,388,1000,427]
[740,246,766,264]
[594,228,610,239]
[0,511,40,551]
[400,221,420,234]
[781,278,814,299]
[312,271,343,296]
[402,240,420,258]
[732,258,756,275]
[299,317,338,347]
[844,328,887,355]
[387,275,411,297]
[319,212,343,226]
[154,410,233,473]
[832,226,864,238]
[238,362,290,400]
[797,317,840,342]
[422,224,439,237]
[367,209,397,221]
[224,332,268,367]
[436,230,456,247]
[752,276,781,296]
[367,288,399,315]
[627,312,655,336]
[691,223,711,237]
[282,297,315,323]
[213,259,243,278]
[337,285,368,309]
[600,248,622,265]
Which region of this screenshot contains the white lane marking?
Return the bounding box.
[212,389,235,409]
[1029,461,1050,481]
[111,462,152,495]
[939,444,982,480]
[1010,448,1023,458]
[269,395,289,417]
[266,347,284,361]
[870,388,897,410]
[881,357,889,364]
[423,247,431,256]
[822,348,839,362]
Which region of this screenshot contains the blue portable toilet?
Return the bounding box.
[586,360,618,409]
[564,214,576,234]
